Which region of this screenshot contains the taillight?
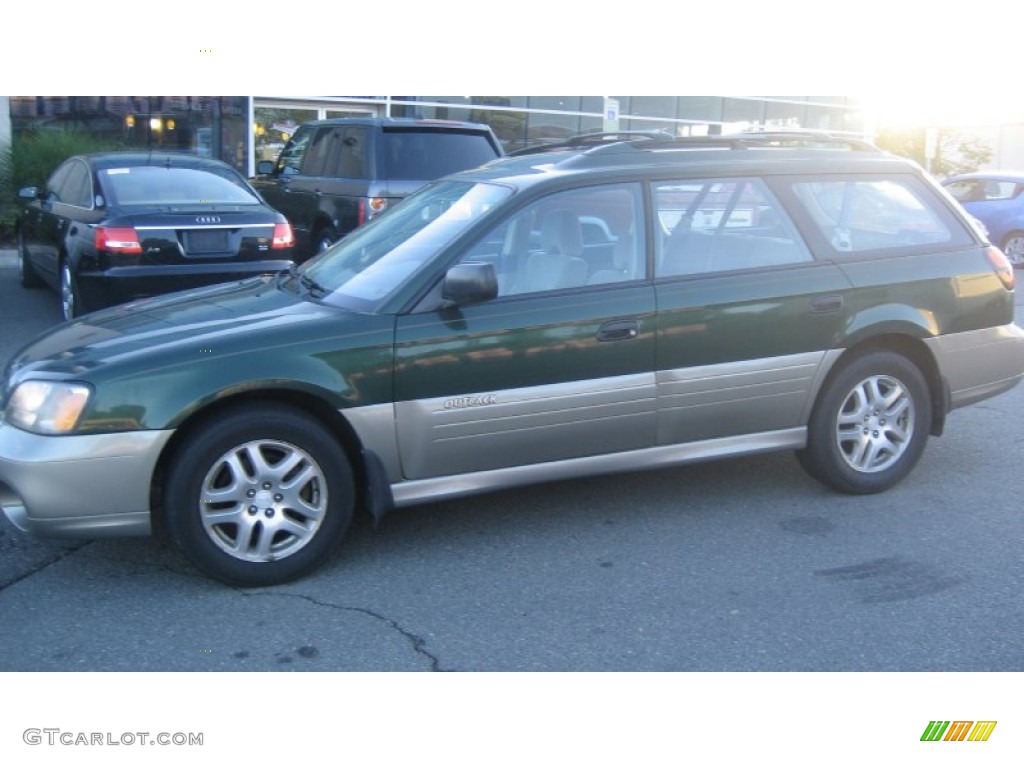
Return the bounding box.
[272,222,295,249]
[95,226,142,254]
[358,197,389,225]
[985,245,1015,290]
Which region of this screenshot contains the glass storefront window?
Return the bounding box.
[678,97,723,123]
[10,96,250,173]
[631,97,678,120]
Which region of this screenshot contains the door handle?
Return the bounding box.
[596,319,639,342]
[809,294,843,314]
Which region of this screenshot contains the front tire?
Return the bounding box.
[314,226,338,254]
[798,350,931,494]
[18,230,45,288]
[164,404,355,586]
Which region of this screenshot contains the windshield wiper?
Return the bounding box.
[300,273,329,298]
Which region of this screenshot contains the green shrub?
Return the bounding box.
[0,129,122,245]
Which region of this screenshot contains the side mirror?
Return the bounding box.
[441,262,498,308]
[18,186,40,200]
[255,160,275,176]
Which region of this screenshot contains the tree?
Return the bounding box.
[875,126,992,179]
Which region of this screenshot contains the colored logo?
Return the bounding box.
[921,721,997,742]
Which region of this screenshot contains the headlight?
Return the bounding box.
[4,381,92,434]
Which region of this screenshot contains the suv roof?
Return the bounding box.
[456,131,915,186]
[294,116,496,132]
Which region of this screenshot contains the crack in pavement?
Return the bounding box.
[0,541,93,592]
[244,591,445,671]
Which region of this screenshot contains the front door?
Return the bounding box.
[393,182,657,479]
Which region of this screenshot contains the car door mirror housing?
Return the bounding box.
[441,262,498,307]
[255,161,275,176]
[18,186,40,200]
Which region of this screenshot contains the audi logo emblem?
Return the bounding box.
[195,215,222,224]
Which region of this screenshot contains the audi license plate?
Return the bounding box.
[185,229,230,255]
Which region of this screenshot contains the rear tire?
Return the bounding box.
[1001,232,1024,266]
[59,258,87,319]
[798,350,931,494]
[164,403,355,586]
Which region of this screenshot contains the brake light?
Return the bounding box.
[358,197,389,225]
[95,226,142,254]
[272,222,295,249]
[985,245,1015,290]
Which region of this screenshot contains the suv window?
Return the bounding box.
[275,125,316,176]
[791,177,969,253]
[299,127,336,176]
[382,129,499,180]
[333,126,369,179]
[459,183,645,296]
[656,178,812,276]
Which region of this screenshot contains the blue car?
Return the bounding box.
[943,172,1024,265]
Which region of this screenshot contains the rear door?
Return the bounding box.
[393,182,656,479]
[653,176,850,445]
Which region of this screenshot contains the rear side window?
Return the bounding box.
[333,127,369,179]
[791,177,971,253]
[300,127,336,176]
[381,130,499,180]
[655,177,812,277]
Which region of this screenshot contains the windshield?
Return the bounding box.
[101,166,260,206]
[287,181,511,311]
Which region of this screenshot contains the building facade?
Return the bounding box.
[7,96,868,177]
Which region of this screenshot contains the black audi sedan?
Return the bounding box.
[16,152,296,319]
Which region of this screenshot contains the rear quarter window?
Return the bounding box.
[787,176,973,254]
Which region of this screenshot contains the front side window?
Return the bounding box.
[457,183,645,297]
[792,177,968,253]
[656,177,812,276]
[274,125,316,176]
[291,181,511,311]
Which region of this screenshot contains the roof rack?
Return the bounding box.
[508,130,676,157]
[610,130,877,152]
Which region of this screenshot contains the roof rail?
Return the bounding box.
[559,130,880,164]
[509,130,675,157]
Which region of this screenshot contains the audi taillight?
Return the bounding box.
[95,226,142,254]
[986,245,1015,290]
[272,222,295,249]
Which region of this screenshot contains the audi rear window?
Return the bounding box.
[102,166,261,206]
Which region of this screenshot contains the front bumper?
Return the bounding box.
[0,421,174,538]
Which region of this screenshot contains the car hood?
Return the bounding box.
[5,276,369,382]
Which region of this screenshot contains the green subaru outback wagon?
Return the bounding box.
[2,131,1023,586]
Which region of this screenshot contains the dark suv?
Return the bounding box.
[251,117,503,259]
[3,131,1023,586]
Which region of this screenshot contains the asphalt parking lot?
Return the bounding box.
[0,249,1022,672]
